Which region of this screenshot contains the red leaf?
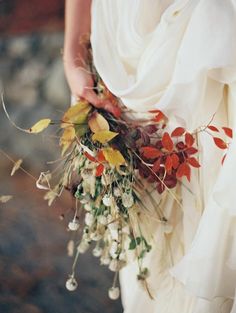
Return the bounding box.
[95,164,104,177]
[213,137,228,149]
[140,146,162,159]
[97,150,106,162]
[187,157,201,168]
[171,127,185,137]
[207,125,219,132]
[162,132,174,152]
[185,133,195,147]
[150,110,166,123]
[221,154,226,165]
[156,182,165,194]
[152,158,161,172]
[165,155,173,173]
[176,162,191,182]
[222,127,233,139]
[84,152,97,162]
[185,147,198,155]
[171,154,180,169]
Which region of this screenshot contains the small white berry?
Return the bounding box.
[102,194,113,207]
[109,241,118,258]
[108,287,120,300]
[90,232,102,241]
[77,241,90,254]
[108,221,119,231]
[68,220,80,231]
[101,256,111,265]
[109,259,119,272]
[65,277,78,291]
[122,192,134,208]
[113,187,121,197]
[98,215,107,225]
[92,246,102,257]
[84,203,92,211]
[85,213,95,226]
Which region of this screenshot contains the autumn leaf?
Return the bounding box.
[171,154,179,169]
[11,159,23,176]
[165,155,173,173]
[29,119,51,133]
[88,111,109,133]
[171,127,185,137]
[97,150,106,162]
[162,132,174,152]
[207,125,219,132]
[0,195,13,203]
[61,101,91,128]
[185,133,195,147]
[92,130,118,144]
[213,137,228,149]
[187,157,201,168]
[102,147,125,167]
[152,158,161,173]
[176,162,191,181]
[185,147,198,155]
[84,151,97,162]
[150,110,166,123]
[222,127,233,139]
[140,146,162,159]
[95,164,104,177]
[60,127,76,146]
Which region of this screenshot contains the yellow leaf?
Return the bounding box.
[102,147,125,167]
[11,159,23,176]
[92,130,118,144]
[60,127,76,145]
[61,101,92,128]
[88,111,109,133]
[0,195,13,203]
[29,119,51,133]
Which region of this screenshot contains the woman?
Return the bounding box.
[64,1,236,312]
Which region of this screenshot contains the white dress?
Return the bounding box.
[90,1,236,312]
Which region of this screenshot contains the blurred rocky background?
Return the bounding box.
[0,1,122,312]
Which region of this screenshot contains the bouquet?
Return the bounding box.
[2,63,233,301]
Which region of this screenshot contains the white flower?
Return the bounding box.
[85,213,95,226]
[102,194,113,207]
[110,229,119,241]
[108,221,119,231]
[109,241,118,258]
[68,219,80,231]
[108,287,120,300]
[109,259,119,272]
[101,256,111,265]
[119,252,126,261]
[122,192,134,208]
[113,187,121,197]
[77,241,90,254]
[90,232,102,241]
[92,246,103,257]
[65,277,78,291]
[98,215,107,225]
[84,203,92,211]
[101,174,112,186]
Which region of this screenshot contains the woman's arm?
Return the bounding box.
[63,0,102,106]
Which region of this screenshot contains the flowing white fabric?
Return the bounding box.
[90,0,236,312]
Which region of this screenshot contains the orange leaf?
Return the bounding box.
[162,132,174,152]
[84,152,97,162]
[185,147,198,155]
[152,158,161,172]
[176,163,191,181]
[95,164,104,177]
[97,150,106,162]
[185,133,195,147]
[152,111,166,123]
[187,157,201,168]
[171,127,185,137]
[171,154,179,169]
[165,155,173,173]
[140,146,162,159]
[207,125,219,132]
[213,137,227,149]
[222,127,233,139]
